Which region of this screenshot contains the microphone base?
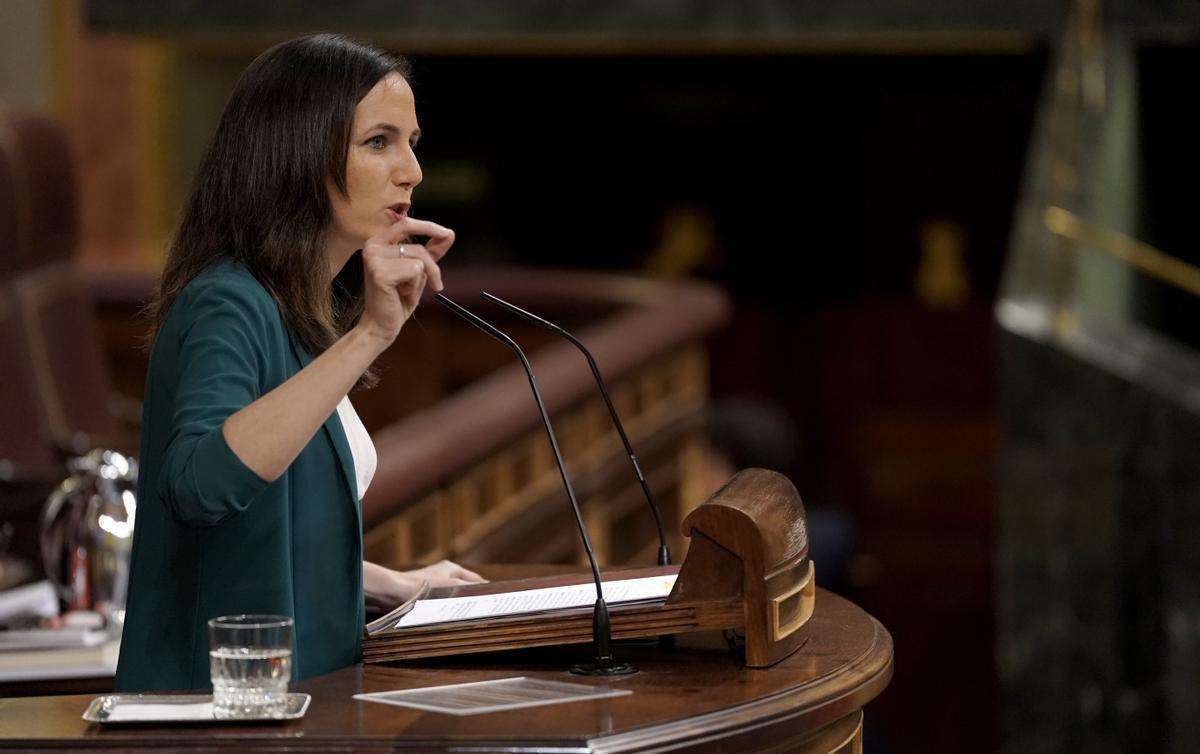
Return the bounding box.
[570,660,637,676]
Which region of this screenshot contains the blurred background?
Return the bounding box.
[3,1,1200,752]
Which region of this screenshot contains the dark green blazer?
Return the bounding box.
[114,260,365,692]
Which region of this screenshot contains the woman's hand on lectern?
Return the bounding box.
[407,560,485,589]
[363,559,485,609]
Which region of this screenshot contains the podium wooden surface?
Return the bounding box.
[0,589,891,753]
[364,469,819,669]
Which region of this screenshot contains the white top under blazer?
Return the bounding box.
[335,396,377,501]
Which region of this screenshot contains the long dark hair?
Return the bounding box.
[148,34,410,386]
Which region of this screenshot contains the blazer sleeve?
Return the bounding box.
[157,275,274,527]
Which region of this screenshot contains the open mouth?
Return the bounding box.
[388,203,410,221]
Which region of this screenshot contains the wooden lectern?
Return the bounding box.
[363,468,815,668]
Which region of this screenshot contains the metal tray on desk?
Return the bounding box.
[82,692,310,724]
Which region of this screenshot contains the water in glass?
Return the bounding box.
[207,614,293,719]
[210,646,292,718]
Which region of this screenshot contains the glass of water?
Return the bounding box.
[207,614,293,719]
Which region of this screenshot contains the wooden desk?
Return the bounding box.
[0,590,891,753]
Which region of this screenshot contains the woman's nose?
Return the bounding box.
[392,151,422,189]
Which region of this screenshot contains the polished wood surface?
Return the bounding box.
[0,675,112,699]
[0,589,891,753]
[365,470,816,667]
[678,468,812,667]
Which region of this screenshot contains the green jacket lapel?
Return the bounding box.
[286,330,361,515]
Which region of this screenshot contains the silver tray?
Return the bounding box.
[82,693,310,724]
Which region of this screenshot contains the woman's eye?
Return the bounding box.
[366,135,387,150]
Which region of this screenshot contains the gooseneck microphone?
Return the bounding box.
[480,291,672,567]
[435,293,635,676]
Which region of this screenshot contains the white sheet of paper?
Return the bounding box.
[395,574,678,629]
[104,702,214,721]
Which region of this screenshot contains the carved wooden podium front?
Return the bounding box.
[363,468,815,667]
[671,468,814,666]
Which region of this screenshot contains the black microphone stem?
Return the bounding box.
[480,291,671,567]
[435,293,634,675]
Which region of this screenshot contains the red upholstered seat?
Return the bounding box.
[0,286,56,481]
[0,113,130,460]
[0,112,77,275]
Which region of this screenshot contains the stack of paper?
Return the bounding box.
[394,574,678,630]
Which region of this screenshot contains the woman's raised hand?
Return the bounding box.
[357,218,455,348]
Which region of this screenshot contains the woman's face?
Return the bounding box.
[326,72,423,273]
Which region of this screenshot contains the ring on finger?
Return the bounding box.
[398,244,406,256]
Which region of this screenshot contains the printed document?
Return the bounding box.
[395,574,678,629]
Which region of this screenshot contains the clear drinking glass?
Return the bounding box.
[207,614,293,719]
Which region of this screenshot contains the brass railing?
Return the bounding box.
[1044,206,1200,299]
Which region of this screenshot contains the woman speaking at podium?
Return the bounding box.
[114,34,483,692]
